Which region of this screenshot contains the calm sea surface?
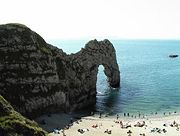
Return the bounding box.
[48,39,180,116]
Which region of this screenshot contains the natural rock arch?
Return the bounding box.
[65,39,120,111]
[0,23,120,117]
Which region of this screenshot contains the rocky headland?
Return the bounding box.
[0,23,120,118]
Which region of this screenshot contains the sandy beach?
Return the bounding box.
[35,113,180,136]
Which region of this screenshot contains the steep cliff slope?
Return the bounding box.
[0,95,47,136]
[0,23,120,117]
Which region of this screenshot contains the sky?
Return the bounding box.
[0,0,180,40]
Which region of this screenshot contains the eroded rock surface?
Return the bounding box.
[0,23,120,117]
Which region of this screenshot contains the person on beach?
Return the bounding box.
[120,121,131,128]
[120,121,123,126]
[134,121,145,127]
[92,124,98,128]
[99,112,102,118]
[117,114,119,120]
[62,129,66,136]
[104,129,112,134]
[170,120,178,127]
[127,130,132,136]
[75,120,79,124]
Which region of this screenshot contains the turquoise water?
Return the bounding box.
[48,39,180,115]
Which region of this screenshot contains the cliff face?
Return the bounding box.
[0,95,47,136]
[0,23,120,117]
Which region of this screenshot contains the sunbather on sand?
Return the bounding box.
[92,124,98,128]
[134,121,145,127]
[120,121,131,128]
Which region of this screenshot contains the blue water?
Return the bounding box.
[48,39,180,116]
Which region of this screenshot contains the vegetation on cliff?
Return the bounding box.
[0,95,47,136]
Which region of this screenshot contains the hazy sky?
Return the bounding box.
[1,0,180,40]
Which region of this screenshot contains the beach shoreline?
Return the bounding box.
[36,112,180,136]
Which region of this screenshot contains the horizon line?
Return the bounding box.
[47,38,180,41]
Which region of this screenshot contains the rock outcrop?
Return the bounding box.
[0,95,47,136]
[0,23,120,117]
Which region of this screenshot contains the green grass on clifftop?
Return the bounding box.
[0,95,47,136]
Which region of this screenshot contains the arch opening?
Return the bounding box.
[96,65,109,96]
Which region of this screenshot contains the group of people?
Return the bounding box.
[51,111,179,136]
[170,120,180,131]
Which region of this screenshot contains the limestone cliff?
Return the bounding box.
[0,23,120,117]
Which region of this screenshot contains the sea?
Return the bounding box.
[48,39,180,117]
